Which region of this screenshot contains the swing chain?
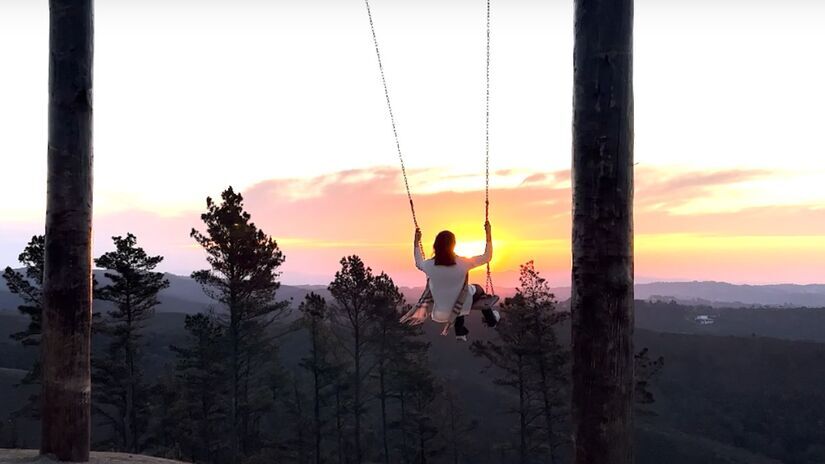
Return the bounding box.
[365,0,495,295]
[484,0,495,296]
[364,0,419,230]
[485,0,491,224]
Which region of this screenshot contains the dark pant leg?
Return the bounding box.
[454,316,469,336]
[471,284,486,304]
[471,283,498,326]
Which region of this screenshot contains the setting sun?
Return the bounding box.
[454,240,487,259]
[3,1,825,462]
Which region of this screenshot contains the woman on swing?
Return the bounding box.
[401,221,500,341]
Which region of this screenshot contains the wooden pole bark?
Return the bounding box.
[41,0,94,461]
[571,0,634,462]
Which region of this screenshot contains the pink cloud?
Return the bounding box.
[635,168,772,208]
[5,166,819,287]
[521,173,548,185]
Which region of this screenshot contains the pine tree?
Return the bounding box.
[515,262,570,463]
[145,375,188,461]
[297,293,341,464]
[92,233,169,452]
[369,272,405,464]
[331,364,351,464]
[3,235,45,347]
[278,374,313,464]
[471,306,537,464]
[434,383,477,464]
[190,186,288,463]
[396,363,441,464]
[367,272,434,464]
[2,235,45,416]
[328,256,376,463]
[634,348,664,416]
[169,313,230,463]
[472,262,571,463]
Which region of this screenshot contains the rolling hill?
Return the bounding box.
[5,273,825,317]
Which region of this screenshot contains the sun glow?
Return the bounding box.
[454,240,488,259]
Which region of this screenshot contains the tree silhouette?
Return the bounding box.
[368,272,428,464]
[514,262,570,462]
[328,256,376,464]
[296,293,343,464]
[472,262,569,463]
[191,187,288,463]
[92,234,169,452]
[434,382,477,464]
[634,348,664,415]
[169,313,230,463]
[2,235,45,417]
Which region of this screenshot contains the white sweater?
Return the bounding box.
[414,241,493,323]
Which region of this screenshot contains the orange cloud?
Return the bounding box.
[234,165,823,286]
[4,165,813,287]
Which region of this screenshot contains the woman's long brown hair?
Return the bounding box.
[433,230,457,266]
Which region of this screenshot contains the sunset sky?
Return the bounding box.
[1,0,824,287]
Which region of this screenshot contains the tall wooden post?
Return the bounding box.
[571,0,635,462]
[41,0,94,461]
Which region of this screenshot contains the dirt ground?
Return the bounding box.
[0,450,187,464]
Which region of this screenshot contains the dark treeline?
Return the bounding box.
[0,186,578,464]
[4,186,825,464]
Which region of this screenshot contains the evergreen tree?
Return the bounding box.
[92,233,169,452]
[367,272,428,464]
[471,304,537,464]
[472,262,571,463]
[190,186,288,463]
[278,374,313,464]
[169,313,230,463]
[515,261,570,463]
[3,235,45,347]
[328,256,376,463]
[369,273,404,464]
[297,293,341,464]
[434,383,477,464]
[331,362,351,464]
[2,235,45,416]
[634,347,664,415]
[145,375,188,461]
[395,362,441,464]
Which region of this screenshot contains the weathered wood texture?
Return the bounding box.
[571,0,635,463]
[41,0,94,461]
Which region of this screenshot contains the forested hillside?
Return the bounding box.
[2,308,824,463]
[2,194,823,463]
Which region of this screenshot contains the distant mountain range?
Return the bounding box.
[2,273,825,462]
[2,271,825,314]
[633,281,825,308]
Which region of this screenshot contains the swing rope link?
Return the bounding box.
[365,0,493,292]
[364,0,419,232]
[484,0,495,295]
[485,0,491,225]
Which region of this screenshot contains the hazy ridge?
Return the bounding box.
[4,271,825,315]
